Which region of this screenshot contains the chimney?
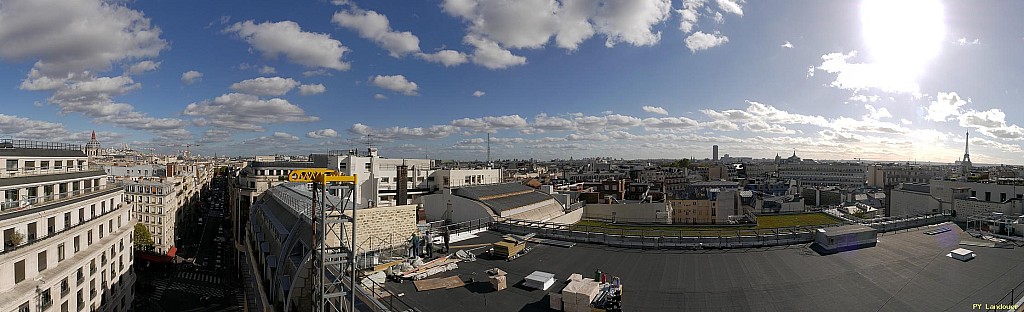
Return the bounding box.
[396,164,408,206]
[166,163,175,178]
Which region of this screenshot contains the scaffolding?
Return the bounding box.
[288,169,358,312]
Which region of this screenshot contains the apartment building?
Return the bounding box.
[122,178,178,253]
[0,140,135,312]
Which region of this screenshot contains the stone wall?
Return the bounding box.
[334,204,418,254]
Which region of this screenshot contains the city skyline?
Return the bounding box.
[2,0,1024,164]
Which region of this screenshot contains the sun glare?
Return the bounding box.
[860,0,945,78]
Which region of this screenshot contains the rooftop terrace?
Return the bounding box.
[386,223,1024,311]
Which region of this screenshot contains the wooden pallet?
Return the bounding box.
[414,276,465,291]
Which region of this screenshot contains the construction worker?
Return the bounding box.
[442,229,451,253]
[425,231,433,258]
[409,232,420,258]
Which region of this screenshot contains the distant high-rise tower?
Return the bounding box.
[84,130,101,157]
[961,131,972,178]
[713,145,719,161]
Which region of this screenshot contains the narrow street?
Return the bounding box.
[134,176,242,311]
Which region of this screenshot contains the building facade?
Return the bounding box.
[0,140,135,312]
[122,179,178,253]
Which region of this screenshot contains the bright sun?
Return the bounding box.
[860,0,945,78]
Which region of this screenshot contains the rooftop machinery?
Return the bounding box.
[287,169,358,312]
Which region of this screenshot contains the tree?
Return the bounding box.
[8,230,24,246]
[133,223,154,250]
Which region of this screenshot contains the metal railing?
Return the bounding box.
[358,270,417,312]
[1,184,120,215]
[986,279,1024,312]
[0,139,82,151]
[1,166,95,179]
[1,203,124,255]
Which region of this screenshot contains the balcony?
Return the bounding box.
[0,184,120,216]
[0,166,96,179]
[0,202,124,256]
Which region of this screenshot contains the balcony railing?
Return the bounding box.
[0,202,124,255]
[1,184,119,215]
[0,166,96,179]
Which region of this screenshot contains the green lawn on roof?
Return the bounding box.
[569,213,843,237]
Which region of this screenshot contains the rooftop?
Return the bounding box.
[453,183,554,213]
[0,139,86,157]
[387,223,1024,311]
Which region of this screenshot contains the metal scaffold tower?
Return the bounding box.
[288,169,358,312]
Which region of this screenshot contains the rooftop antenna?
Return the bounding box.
[486,133,491,167]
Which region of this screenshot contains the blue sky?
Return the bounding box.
[1,0,1023,164]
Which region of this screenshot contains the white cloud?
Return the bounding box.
[642,117,701,129]
[530,113,576,131]
[181,71,203,84]
[452,115,529,133]
[781,41,793,49]
[704,119,739,131]
[701,100,828,135]
[0,0,167,78]
[742,120,794,134]
[901,118,913,125]
[675,0,705,33]
[306,128,338,138]
[298,84,326,96]
[469,90,486,98]
[349,123,459,140]
[642,105,669,115]
[259,66,277,74]
[464,35,527,69]
[229,77,299,96]
[183,93,319,131]
[848,94,880,103]
[685,31,729,52]
[225,20,350,70]
[416,50,469,66]
[716,0,744,16]
[332,8,421,57]
[303,69,331,77]
[863,104,892,120]
[590,0,673,48]
[956,37,980,46]
[958,108,1024,140]
[815,51,921,94]
[566,132,610,141]
[924,92,966,122]
[127,61,161,75]
[373,93,388,100]
[48,75,138,117]
[0,114,70,140]
[370,75,419,96]
[444,0,673,54]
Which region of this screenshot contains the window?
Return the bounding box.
[40,289,52,310]
[4,159,16,171]
[48,216,56,235]
[14,259,25,283]
[99,225,104,239]
[76,289,83,309]
[58,243,66,261]
[87,230,93,245]
[38,250,47,271]
[64,212,72,228]
[76,267,83,283]
[73,236,80,252]
[61,277,70,296]
[365,163,372,170]
[78,208,84,223]
[90,259,96,274]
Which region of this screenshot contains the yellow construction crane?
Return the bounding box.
[287,169,358,312]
